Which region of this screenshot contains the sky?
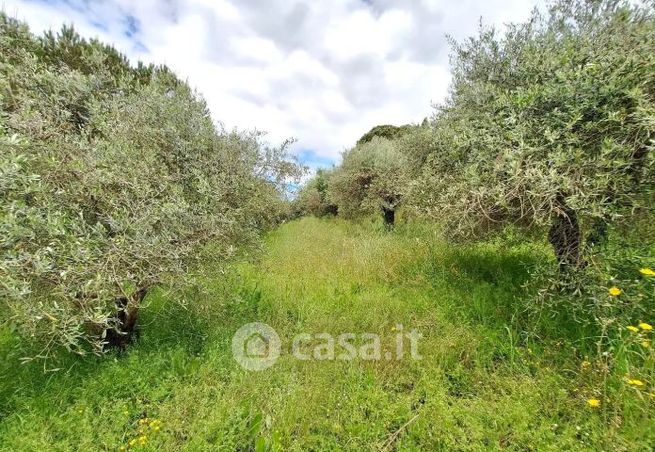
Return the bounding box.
[3,0,543,170]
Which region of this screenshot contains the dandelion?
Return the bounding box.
[641,340,651,348]
[587,398,601,408]
[627,378,645,387]
[149,419,162,429]
[627,325,639,332]
[639,322,653,331]
[639,268,655,277]
[608,287,622,296]
[138,435,148,446]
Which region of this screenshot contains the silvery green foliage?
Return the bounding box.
[295,169,338,218]
[0,15,301,356]
[414,0,654,242]
[330,137,410,220]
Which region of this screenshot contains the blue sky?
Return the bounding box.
[297,150,337,171]
[5,0,543,171]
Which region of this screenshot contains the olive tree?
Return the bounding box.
[415,0,654,270]
[295,169,338,217]
[331,137,409,227]
[0,16,301,356]
[357,124,413,146]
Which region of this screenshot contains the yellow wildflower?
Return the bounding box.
[639,268,655,277]
[608,287,622,296]
[581,360,591,369]
[627,325,639,333]
[149,419,162,429]
[639,322,653,331]
[587,398,601,408]
[138,435,148,445]
[641,340,651,348]
[128,439,137,447]
[627,378,645,387]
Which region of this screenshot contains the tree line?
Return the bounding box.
[1,0,653,358]
[0,15,303,357]
[297,0,654,275]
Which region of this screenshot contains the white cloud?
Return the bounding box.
[2,0,544,165]
[229,36,283,63]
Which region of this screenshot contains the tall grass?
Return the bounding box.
[0,217,652,450]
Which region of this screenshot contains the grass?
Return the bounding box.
[0,217,653,450]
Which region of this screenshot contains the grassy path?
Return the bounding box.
[0,218,650,450]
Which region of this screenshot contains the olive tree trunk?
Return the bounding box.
[104,287,149,349]
[382,206,395,228]
[548,197,583,272]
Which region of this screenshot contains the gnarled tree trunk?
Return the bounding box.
[104,287,149,350]
[548,195,583,272]
[382,206,395,228]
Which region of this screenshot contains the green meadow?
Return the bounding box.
[2,217,653,451]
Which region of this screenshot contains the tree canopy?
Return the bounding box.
[414,0,654,268]
[0,14,302,356]
[301,0,654,270]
